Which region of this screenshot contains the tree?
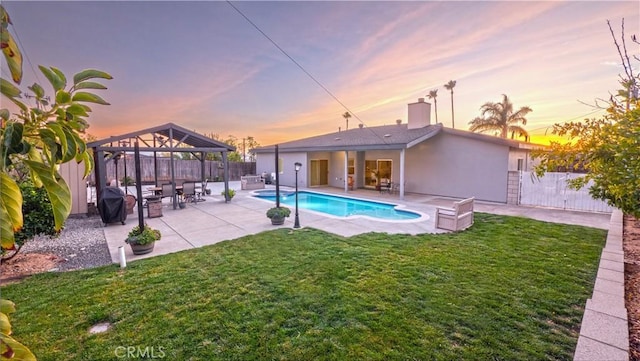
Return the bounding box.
[342,111,351,130]
[468,94,531,140]
[426,89,438,123]
[243,136,260,162]
[444,80,456,128]
[532,19,639,217]
[202,132,260,162]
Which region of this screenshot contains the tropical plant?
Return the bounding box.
[266,206,291,219]
[444,80,456,128]
[468,94,532,140]
[121,175,135,186]
[426,89,438,123]
[532,18,639,218]
[1,5,111,359]
[342,111,351,130]
[221,188,236,200]
[126,224,162,245]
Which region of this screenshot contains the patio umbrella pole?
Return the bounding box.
[134,141,145,231]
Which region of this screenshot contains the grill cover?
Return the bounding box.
[98,187,127,225]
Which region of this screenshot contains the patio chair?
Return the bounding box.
[196,179,208,201]
[379,179,391,194]
[160,183,174,200]
[435,197,475,231]
[182,181,197,203]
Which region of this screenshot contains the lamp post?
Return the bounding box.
[294,162,302,229]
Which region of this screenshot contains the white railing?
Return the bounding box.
[519,171,613,213]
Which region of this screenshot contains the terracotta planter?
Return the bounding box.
[125,195,137,215]
[128,241,155,255]
[270,217,285,226]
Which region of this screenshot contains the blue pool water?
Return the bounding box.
[254,190,421,220]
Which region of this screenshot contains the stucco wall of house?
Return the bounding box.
[508,149,537,171]
[406,132,510,202]
[256,152,308,188]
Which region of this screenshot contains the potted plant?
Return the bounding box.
[125,224,161,255]
[266,206,291,225]
[221,188,236,200]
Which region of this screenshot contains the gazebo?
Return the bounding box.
[88,123,236,210]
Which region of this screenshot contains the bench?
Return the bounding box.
[241,175,265,190]
[435,197,475,231]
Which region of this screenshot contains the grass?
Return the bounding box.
[1,213,605,360]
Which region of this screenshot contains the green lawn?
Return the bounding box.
[2,213,605,360]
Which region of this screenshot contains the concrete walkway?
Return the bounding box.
[104,182,611,263]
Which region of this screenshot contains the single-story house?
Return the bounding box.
[254,98,542,203]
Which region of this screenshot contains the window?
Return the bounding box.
[278,158,283,174]
[517,158,524,171]
[348,158,355,175]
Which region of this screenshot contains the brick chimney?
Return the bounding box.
[407,98,431,129]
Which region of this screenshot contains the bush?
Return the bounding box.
[126,225,161,245]
[121,175,135,186]
[14,181,58,246]
[221,189,236,199]
[266,207,291,219]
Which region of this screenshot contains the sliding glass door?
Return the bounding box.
[364,159,392,188]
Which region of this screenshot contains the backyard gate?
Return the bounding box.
[518,171,613,213]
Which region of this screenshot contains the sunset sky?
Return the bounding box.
[2,1,638,146]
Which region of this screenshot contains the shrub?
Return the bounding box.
[221,189,236,199]
[121,175,135,186]
[126,225,161,245]
[266,207,291,219]
[14,181,58,246]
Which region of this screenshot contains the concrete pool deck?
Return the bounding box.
[103,181,611,264]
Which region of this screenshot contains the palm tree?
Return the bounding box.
[468,94,532,140]
[342,111,351,130]
[426,89,438,123]
[444,80,456,128]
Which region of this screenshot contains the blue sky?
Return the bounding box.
[2,1,638,145]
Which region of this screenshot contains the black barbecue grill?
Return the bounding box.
[98,186,127,226]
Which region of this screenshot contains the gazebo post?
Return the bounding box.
[200,152,206,183]
[94,149,107,205]
[134,141,145,230]
[169,127,176,209]
[153,135,158,186]
[222,151,229,202]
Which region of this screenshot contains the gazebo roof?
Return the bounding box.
[88,122,235,153]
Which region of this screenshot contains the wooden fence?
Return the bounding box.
[89,157,256,185]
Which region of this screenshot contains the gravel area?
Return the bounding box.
[21,216,113,271]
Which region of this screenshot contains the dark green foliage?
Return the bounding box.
[14,181,57,245]
[126,225,161,245]
[266,206,291,218]
[120,175,134,186]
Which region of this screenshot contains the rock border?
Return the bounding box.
[574,209,629,361]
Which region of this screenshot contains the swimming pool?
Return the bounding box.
[253,190,422,221]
